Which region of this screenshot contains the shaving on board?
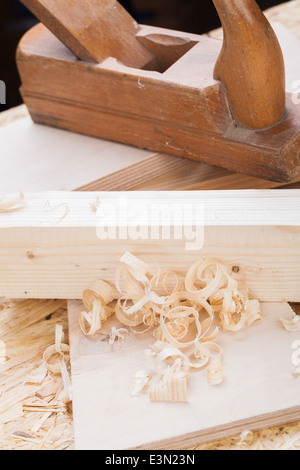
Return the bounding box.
[79,280,115,336]
[281,314,300,332]
[131,371,151,396]
[42,325,72,403]
[109,327,128,345]
[79,253,262,402]
[0,191,24,212]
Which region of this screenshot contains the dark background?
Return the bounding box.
[0,0,289,111]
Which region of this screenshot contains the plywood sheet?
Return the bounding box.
[0,117,152,193]
[68,301,300,450]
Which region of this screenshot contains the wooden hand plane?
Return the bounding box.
[17,0,300,182]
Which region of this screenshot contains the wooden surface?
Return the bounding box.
[17,22,300,182]
[19,0,156,68]
[1,1,300,451]
[0,298,74,450]
[68,300,300,450]
[212,0,285,130]
[1,190,300,302]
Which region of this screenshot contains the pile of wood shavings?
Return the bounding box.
[0,299,74,450]
[79,253,262,403]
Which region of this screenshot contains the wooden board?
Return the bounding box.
[0,190,300,301]
[0,117,152,193]
[68,300,300,450]
[78,154,300,192]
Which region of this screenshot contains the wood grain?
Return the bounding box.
[68,300,300,450]
[1,5,300,452]
[78,156,300,192]
[213,0,286,129]
[19,0,156,68]
[0,191,300,301]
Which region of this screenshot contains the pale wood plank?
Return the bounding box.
[0,191,300,301]
[0,117,153,193]
[76,153,188,192]
[68,301,300,450]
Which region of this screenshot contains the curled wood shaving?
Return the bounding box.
[0,191,24,212]
[118,251,149,285]
[44,201,69,222]
[206,361,224,385]
[0,340,6,364]
[59,361,73,404]
[55,324,64,353]
[109,327,128,345]
[90,196,100,212]
[79,280,114,336]
[281,314,300,332]
[79,254,262,403]
[130,371,151,396]
[43,344,69,375]
[237,430,254,446]
[42,325,72,404]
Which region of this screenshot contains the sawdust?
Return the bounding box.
[0,299,73,450]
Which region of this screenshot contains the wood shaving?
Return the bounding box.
[78,254,262,403]
[206,361,224,385]
[0,299,73,450]
[90,196,100,212]
[59,361,73,404]
[130,371,151,396]
[109,327,128,345]
[149,377,188,403]
[0,192,24,212]
[44,201,69,221]
[42,325,72,403]
[43,344,70,375]
[149,364,188,404]
[25,363,48,385]
[79,280,115,336]
[0,340,6,364]
[281,314,300,331]
[237,430,254,446]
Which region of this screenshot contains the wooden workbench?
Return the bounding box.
[0,0,300,451]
